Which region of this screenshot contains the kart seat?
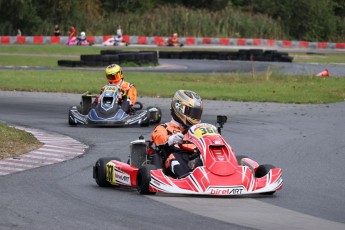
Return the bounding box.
[150,151,164,169]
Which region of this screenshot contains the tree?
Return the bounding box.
[101,0,161,14]
[177,0,230,11]
[253,0,337,41]
[0,0,40,35]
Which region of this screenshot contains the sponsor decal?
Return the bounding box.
[104,85,119,92]
[213,140,221,145]
[207,186,244,195]
[114,170,131,185]
[175,102,185,113]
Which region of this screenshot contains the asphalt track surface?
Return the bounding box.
[0,89,344,230]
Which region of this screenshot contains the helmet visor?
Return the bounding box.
[106,71,121,82]
[184,106,202,120]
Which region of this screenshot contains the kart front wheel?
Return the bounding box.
[255,164,276,195]
[255,164,275,178]
[93,157,120,187]
[68,106,80,126]
[136,165,156,195]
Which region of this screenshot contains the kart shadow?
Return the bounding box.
[88,184,276,199]
[91,185,278,199]
[154,193,278,199]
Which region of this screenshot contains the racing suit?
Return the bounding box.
[68,27,76,40]
[167,36,179,47]
[151,119,193,178]
[95,80,137,114]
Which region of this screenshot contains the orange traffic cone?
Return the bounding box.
[316,69,329,77]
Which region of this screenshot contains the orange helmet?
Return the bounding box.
[105,64,124,84]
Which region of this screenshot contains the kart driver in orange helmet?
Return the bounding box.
[95,64,137,113]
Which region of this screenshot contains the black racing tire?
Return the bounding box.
[147,106,162,124]
[236,155,248,166]
[58,60,74,67]
[76,105,82,114]
[136,164,157,195]
[158,51,169,59]
[81,96,92,115]
[255,164,276,195]
[133,101,143,110]
[80,54,101,62]
[94,157,121,187]
[139,110,150,127]
[68,106,79,126]
[255,164,275,178]
[100,50,124,55]
[238,49,249,60]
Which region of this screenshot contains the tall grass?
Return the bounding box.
[31,5,284,39]
[100,5,285,39]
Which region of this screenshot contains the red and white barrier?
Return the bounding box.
[1,35,344,49]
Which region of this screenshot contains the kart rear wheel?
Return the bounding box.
[94,157,120,187]
[139,111,150,127]
[76,105,82,113]
[255,164,276,195]
[81,95,92,115]
[147,106,162,124]
[133,102,143,110]
[136,165,156,195]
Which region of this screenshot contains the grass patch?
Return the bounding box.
[0,45,178,55]
[0,56,156,68]
[292,52,345,64]
[0,45,103,55]
[0,55,66,67]
[0,123,43,159]
[0,69,344,104]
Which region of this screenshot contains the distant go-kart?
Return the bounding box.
[68,84,161,127]
[66,36,94,46]
[102,37,129,46]
[93,116,283,195]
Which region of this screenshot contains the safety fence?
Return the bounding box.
[1,35,345,49]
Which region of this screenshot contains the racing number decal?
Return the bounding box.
[104,86,118,92]
[194,126,218,138]
[106,164,114,183]
[200,127,215,135]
